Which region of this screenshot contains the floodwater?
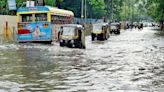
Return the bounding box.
[0,27,164,92]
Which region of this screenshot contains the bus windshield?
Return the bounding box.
[20,13,47,22]
[21,14,33,22]
[62,27,76,36]
[93,24,102,32]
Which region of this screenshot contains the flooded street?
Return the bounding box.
[0,27,164,92]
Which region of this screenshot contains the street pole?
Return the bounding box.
[81,0,84,20]
[128,0,130,21]
[85,0,86,24]
[29,0,31,7]
[107,0,110,22]
[125,0,127,21]
[124,0,126,29]
[111,0,113,22]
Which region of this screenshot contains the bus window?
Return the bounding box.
[21,14,33,22]
[35,13,47,22]
[50,15,73,24]
[51,15,57,24]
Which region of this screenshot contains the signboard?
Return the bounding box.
[17,6,49,12]
[26,1,35,7]
[8,0,16,10]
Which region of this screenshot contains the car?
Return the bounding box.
[59,24,86,49]
[91,23,110,41]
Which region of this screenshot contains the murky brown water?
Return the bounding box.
[0,27,164,92]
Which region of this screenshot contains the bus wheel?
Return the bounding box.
[82,44,86,49]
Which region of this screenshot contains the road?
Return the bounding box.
[0,27,164,92]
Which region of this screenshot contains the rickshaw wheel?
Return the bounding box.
[80,43,86,49]
[105,35,108,40]
[79,42,83,48]
[91,33,95,41]
[82,45,86,49]
[60,42,64,47]
[102,34,106,40]
[118,31,120,34]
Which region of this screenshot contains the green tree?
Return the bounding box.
[147,0,164,29]
[88,0,107,18]
[61,0,107,18]
[60,0,81,17]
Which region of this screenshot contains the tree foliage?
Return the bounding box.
[146,0,164,29]
[60,0,107,18]
[147,0,164,21]
[60,0,81,18]
[87,0,107,18]
[2,0,163,22]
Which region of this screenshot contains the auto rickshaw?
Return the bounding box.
[59,24,86,49]
[110,22,121,34]
[91,23,110,41]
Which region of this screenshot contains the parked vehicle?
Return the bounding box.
[110,23,121,34]
[133,22,139,28]
[91,23,110,41]
[138,22,143,30]
[59,24,85,49]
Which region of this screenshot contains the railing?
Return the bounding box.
[74,18,103,24]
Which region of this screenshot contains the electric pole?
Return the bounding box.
[85,0,86,24]
[81,0,84,20]
[29,0,31,7]
[111,0,113,22]
[125,0,127,21]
